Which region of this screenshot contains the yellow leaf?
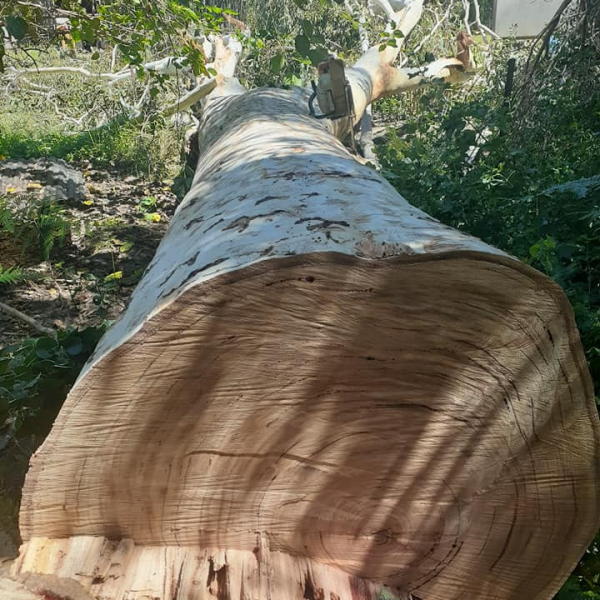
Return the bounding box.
[83,199,94,206]
[151,213,161,223]
[27,182,42,190]
[104,271,123,283]
[6,186,17,194]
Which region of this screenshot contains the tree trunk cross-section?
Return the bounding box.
[13,87,600,600]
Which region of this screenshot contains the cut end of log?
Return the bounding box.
[11,536,405,600]
[16,252,600,600]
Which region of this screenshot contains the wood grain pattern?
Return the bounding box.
[16,254,600,599]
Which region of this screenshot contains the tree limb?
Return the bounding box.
[162,78,218,116]
[346,0,380,165]
[378,57,468,97]
[408,1,455,62]
[205,35,246,97]
[461,0,472,35]
[348,0,424,124]
[471,0,500,39]
[5,56,195,87]
[0,301,57,339]
[6,66,119,81]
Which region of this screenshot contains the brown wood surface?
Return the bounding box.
[16,253,600,600]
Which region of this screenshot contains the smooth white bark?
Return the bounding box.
[81,86,505,376]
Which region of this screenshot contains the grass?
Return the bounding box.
[0,48,188,180]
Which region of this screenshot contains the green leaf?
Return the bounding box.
[300,19,313,38]
[0,265,28,285]
[294,34,310,57]
[5,16,28,41]
[91,52,100,60]
[307,47,329,66]
[63,336,83,356]
[270,52,285,75]
[35,338,57,360]
[119,240,134,253]
[283,73,303,86]
[104,271,123,283]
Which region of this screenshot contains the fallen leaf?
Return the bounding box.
[104,271,123,283]
[144,213,161,223]
[119,241,134,252]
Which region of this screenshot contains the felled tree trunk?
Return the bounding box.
[13,2,600,599]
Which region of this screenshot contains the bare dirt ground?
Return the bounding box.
[0,164,179,342]
[0,161,181,561]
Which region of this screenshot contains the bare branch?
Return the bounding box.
[471,0,500,39]
[0,300,57,339]
[409,1,455,60]
[162,78,218,116]
[379,57,469,97]
[526,0,573,74]
[369,0,399,23]
[6,65,119,81]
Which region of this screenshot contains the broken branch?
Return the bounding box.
[0,301,57,339]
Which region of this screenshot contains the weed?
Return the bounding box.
[1,195,72,262]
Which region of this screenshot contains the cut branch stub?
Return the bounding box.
[14,88,600,600]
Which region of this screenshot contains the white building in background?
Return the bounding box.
[492,0,564,37]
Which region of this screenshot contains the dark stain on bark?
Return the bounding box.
[177,257,227,289]
[203,218,225,233]
[304,573,325,600]
[157,251,201,288]
[255,195,280,205]
[184,216,205,230]
[295,217,350,228]
[223,210,287,233]
[184,251,201,266]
